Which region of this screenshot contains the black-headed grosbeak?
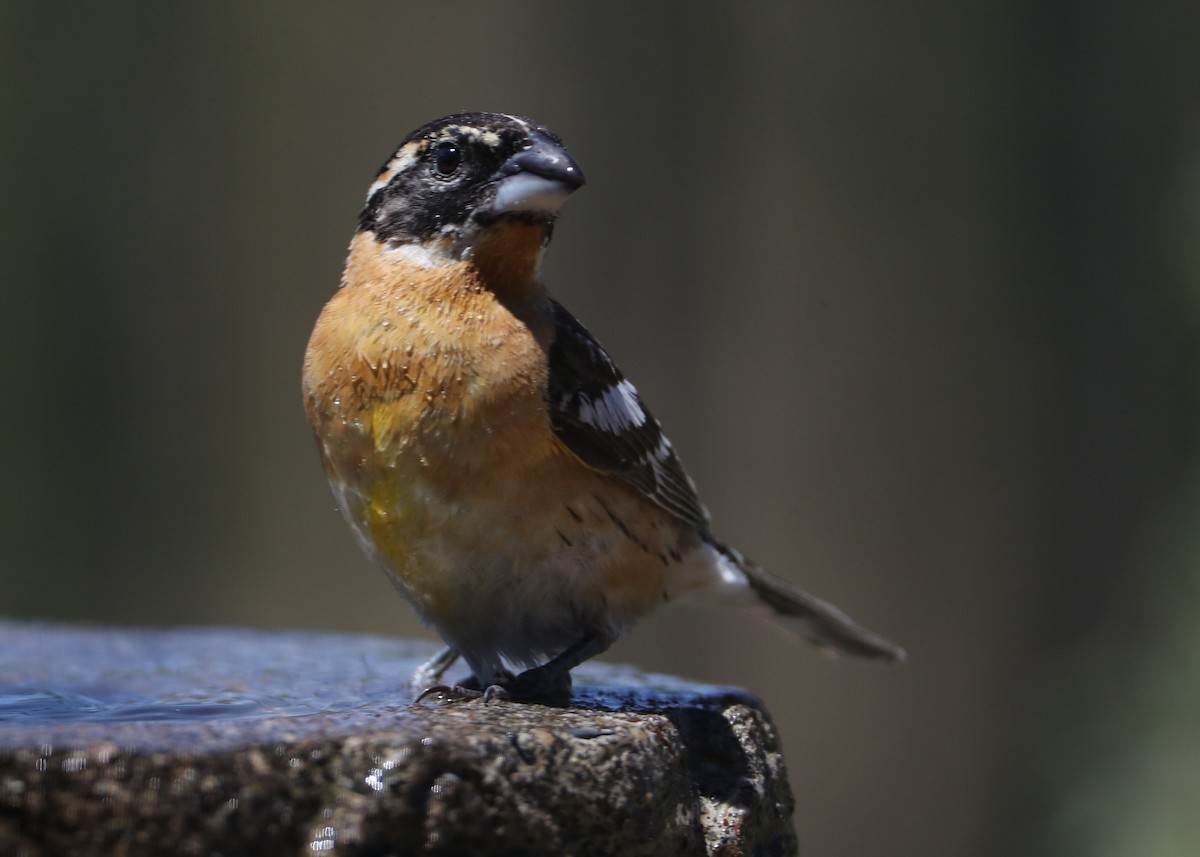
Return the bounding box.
[303,112,903,702]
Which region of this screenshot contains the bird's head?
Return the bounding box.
[357,112,585,274]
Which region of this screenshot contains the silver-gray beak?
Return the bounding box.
[492,131,585,216]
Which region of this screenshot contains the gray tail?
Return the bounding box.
[717,543,906,662]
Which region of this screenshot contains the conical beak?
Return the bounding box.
[491,130,586,216]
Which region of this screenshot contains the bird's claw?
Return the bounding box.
[414,684,483,705]
[414,679,515,706]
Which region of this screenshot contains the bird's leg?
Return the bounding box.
[409,645,460,694]
[489,631,614,704]
[412,648,517,704]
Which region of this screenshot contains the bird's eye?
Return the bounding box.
[433,142,462,178]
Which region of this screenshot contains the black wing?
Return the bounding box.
[545,300,710,530]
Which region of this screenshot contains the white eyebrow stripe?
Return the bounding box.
[365,146,420,200]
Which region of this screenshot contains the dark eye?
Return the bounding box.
[433,142,462,178]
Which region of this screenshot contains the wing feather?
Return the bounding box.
[545,301,710,530]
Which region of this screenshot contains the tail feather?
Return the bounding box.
[709,542,906,662]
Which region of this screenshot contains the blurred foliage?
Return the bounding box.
[1027,148,1200,857]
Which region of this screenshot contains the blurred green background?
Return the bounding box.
[2,2,1199,854]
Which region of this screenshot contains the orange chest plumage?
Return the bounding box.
[304,234,557,491]
[305,235,591,614]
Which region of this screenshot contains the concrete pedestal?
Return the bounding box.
[0,622,795,856]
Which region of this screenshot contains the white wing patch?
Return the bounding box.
[577,379,647,433]
[547,299,711,528]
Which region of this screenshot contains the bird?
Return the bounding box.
[302,112,904,702]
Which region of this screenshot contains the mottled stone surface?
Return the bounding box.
[0,621,796,856]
